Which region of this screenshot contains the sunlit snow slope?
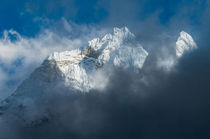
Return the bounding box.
[176,31,197,57]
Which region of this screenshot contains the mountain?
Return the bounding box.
[0,27,197,126]
[47,27,148,92]
[0,27,149,124]
[176,31,197,57]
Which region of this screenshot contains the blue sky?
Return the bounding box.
[0,0,207,36]
[0,0,209,99]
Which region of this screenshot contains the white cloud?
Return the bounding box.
[0,19,108,100]
[157,56,176,71]
[92,69,110,91]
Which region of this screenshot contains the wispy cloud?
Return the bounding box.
[0,18,108,99]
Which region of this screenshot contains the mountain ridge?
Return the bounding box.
[0,27,197,126]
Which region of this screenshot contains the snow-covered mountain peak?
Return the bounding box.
[176,31,197,57]
[85,27,135,53]
[19,27,148,93]
[157,31,197,71]
[48,27,136,62]
[113,27,135,40]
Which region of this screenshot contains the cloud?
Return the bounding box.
[0,19,108,100]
